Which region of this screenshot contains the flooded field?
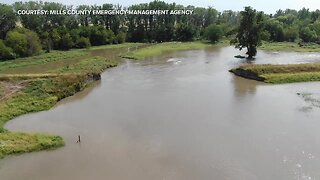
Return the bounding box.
[1,47,320,180]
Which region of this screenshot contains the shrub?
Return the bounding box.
[300,27,318,42]
[5,30,28,57]
[4,28,42,57]
[25,30,42,56]
[175,23,196,41]
[116,32,126,44]
[59,33,73,50]
[0,40,15,60]
[76,37,91,49]
[204,24,224,43]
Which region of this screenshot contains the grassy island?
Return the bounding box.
[230,63,320,84]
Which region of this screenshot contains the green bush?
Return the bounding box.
[5,30,28,57]
[0,40,15,60]
[175,23,196,41]
[25,30,42,56]
[89,26,115,46]
[0,127,8,133]
[76,37,91,49]
[116,32,126,44]
[59,33,74,50]
[4,28,42,58]
[204,24,224,43]
[300,27,318,42]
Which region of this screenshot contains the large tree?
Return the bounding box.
[0,4,17,39]
[231,7,265,59]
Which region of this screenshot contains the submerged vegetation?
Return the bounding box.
[230,64,320,83]
[123,42,210,60]
[122,41,228,60]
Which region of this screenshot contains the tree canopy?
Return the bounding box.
[232,7,265,58]
[0,1,320,61]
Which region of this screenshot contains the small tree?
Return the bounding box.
[5,30,28,57]
[175,23,195,41]
[76,37,91,49]
[0,4,17,39]
[116,32,126,44]
[300,27,318,42]
[231,7,265,59]
[204,24,223,43]
[59,33,73,50]
[0,40,15,60]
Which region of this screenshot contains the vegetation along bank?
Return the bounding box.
[230,63,320,84]
[0,44,138,159]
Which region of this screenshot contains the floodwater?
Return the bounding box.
[1,47,320,180]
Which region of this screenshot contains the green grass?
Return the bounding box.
[0,50,88,73]
[0,132,64,159]
[230,63,320,83]
[0,84,4,97]
[89,43,143,50]
[260,42,320,52]
[122,41,217,60]
[54,57,118,74]
[262,72,320,83]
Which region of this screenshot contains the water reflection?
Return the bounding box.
[231,76,259,97]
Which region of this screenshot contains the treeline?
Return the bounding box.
[1,1,320,61]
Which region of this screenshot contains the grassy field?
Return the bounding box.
[0,132,64,159]
[0,50,88,73]
[122,41,227,60]
[89,43,143,50]
[54,57,118,74]
[0,43,137,159]
[260,42,320,52]
[0,84,4,97]
[230,63,320,83]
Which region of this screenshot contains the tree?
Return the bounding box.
[59,33,73,50]
[175,23,195,41]
[204,24,223,42]
[299,27,318,42]
[89,26,115,46]
[5,30,28,57]
[264,20,284,42]
[13,1,44,33]
[0,4,17,39]
[231,7,264,59]
[5,28,42,57]
[75,37,91,49]
[0,39,15,60]
[283,27,298,42]
[115,32,126,44]
[25,30,42,56]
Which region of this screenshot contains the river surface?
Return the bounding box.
[1,47,320,180]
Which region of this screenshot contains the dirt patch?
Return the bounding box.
[0,81,28,101]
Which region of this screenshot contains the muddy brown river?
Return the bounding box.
[1,47,320,180]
